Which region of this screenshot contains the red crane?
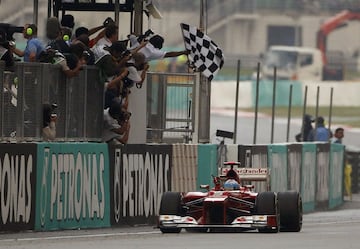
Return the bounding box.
[317,10,360,80]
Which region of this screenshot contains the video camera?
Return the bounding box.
[43,103,58,126]
[103,17,115,28]
[0,23,24,41]
[122,110,131,120]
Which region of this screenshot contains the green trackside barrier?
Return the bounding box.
[287,144,303,192]
[197,144,217,190]
[267,144,288,192]
[35,142,111,231]
[301,143,317,212]
[329,143,345,209]
[251,80,302,107]
[315,143,330,209]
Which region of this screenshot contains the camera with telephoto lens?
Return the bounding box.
[121,49,131,57]
[43,103,58,127]
[123,111,131,120]
[137,29,154,43]
[0,40,10,49]
[82,50,90,62]
[50,103,58,118]
[103,17,115,27]
[0,23,24,41]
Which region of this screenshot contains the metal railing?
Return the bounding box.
[1,62,198,144]
[146,72,196,143]
[0,62,103,142]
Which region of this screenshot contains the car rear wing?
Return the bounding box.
[221,167,270,181]
[220,162,271,190]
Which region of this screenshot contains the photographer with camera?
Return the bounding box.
[70,17,115,66]
[104,66,129,109]
[102,100,131,145]
[95,40,130,87]
[92,22,119,62]
[42,103,58,141]
[74,17,114,49]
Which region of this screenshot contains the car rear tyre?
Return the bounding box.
[159,192,182,233]
[278,191,302,232]
[256,191,279,233]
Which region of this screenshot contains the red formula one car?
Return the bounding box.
[158,162,302,233]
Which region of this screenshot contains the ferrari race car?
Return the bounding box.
[158,162,302,233]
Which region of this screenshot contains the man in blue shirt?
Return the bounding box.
[12,24,45,62]
[308,116,331,142]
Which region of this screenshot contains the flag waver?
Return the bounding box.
[180,23,224,81]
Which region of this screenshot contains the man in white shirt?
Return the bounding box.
[92,23,119,62]
[126,52,149,88]
[131,34,189,62]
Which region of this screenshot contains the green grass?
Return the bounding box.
[240,106,360,128]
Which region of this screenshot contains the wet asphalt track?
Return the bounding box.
[1,195,359,249]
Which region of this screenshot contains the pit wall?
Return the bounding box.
[0,142,344,231]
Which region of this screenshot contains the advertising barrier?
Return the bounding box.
[238,145,270,191]
[198,144,217,189]
[0,143,37,231]
[171,144,197,192]
[329,143,344,209]
[287,143,303,192]
[108,144,172,226]
[301,143,317,212]
[268,144,288,192]
[238,145,268,168]
[34,143,110,231]
[0,141,346,232]
[316,143,330,209]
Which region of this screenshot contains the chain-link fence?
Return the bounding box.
[0,62,103,142]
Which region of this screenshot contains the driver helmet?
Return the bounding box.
[223,179,240,190]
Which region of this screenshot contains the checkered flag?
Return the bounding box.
[180,23,224,81]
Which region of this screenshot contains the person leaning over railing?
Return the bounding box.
[38,45,86,78]
[40,17,87,78]
[92,23,119,62]
[129,32,189,63]
[95,40,129,83]
[104,67,129,109]
[125,52,149,89]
